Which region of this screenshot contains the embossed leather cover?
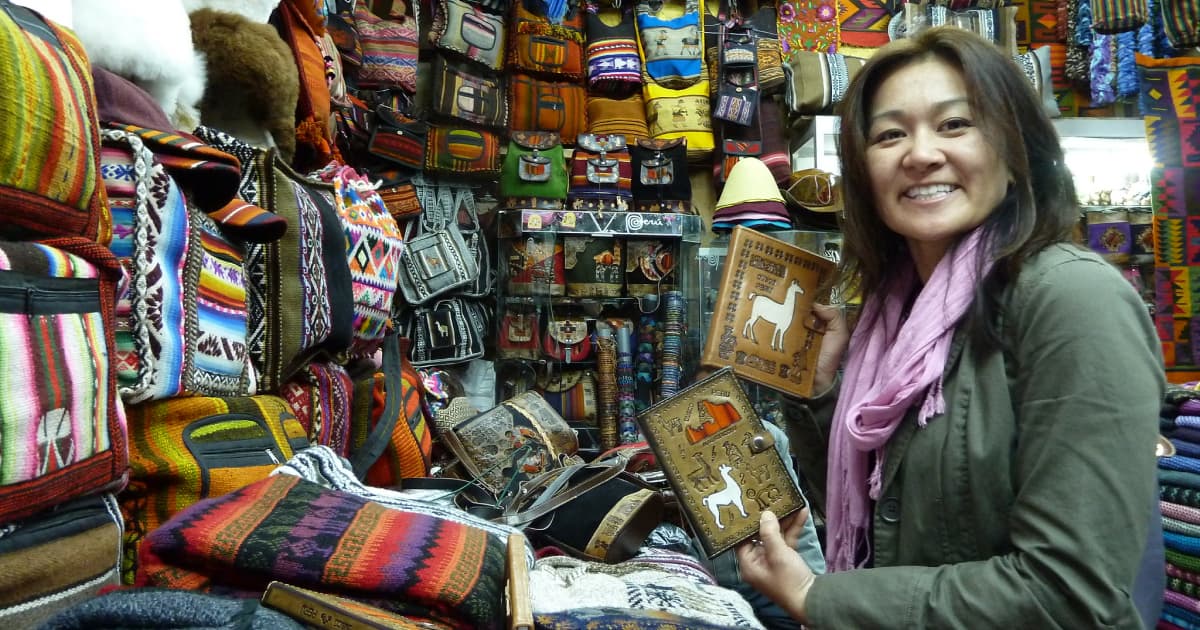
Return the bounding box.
[636,367,805,557]
[700,226,835,398]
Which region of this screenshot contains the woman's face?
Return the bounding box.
[865,57,1010,279]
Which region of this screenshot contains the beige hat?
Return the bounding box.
[712,157,791,230]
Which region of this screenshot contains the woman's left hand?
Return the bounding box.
[735,508,817,624]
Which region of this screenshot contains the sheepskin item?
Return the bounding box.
[189,8,299,162]
[71,0,206,131]
[181,0,280,22]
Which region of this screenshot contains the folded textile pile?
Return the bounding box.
[1159,387,1200,629]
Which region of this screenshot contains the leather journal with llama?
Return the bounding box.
[700,225,836,398]
[636,368,806,557]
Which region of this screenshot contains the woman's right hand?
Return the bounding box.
[810,302,850,396]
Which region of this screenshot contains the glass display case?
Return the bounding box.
[494,209,704,458]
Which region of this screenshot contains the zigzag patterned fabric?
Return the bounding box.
[1139,53,1200,368]
[135,474,507,630]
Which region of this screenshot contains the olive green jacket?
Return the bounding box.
[785,244,1165,629]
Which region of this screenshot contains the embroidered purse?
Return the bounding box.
[499,306,543,360]
[586,0,642,93]
[354,2,419,93]
[368,106,428,171]
[635,0,706,87]
[782,50,868,116]
[569,134,633,211]
[508,74,588,146]
[587,93,651,141]
[543,317,594,362]
[630,137,692,212]
[537,369,598,424]
[430,0,508,70]
[509,0,587,79]
[401,297,489,366]
[397,178,479,305]
[424,125,502,177]
[643,78,714,160]
[430,54,509,129]
[711,27,758,126]
[500,131,569,210]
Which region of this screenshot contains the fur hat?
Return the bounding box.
[189,8,300,163]
[71,0,206,132]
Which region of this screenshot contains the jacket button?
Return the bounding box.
[880,497,901,523]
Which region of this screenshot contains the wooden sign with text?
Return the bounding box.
[700,226,836,398]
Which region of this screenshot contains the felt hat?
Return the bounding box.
[712,157,791,231]
[784,168,842,214]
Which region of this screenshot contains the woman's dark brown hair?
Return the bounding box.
[835,26,1078,348]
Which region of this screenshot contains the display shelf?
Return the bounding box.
[497,209,703,240]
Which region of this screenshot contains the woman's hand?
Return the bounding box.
[735,509,817,624]
[810,302,850,396]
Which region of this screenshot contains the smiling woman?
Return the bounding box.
[735,26,1167,630]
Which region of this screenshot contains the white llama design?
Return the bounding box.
[701,463,747,529]
[742,280,805,351]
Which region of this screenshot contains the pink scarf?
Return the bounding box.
[825,227,992,572]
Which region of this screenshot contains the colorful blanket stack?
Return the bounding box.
[1159,386,1200,629]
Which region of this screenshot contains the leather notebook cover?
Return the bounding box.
[261,581,432,629]
[636,368,805,557]
[700,225,836,398]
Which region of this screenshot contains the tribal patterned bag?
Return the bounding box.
[430,0,508,70]
[424,126,502,177]
[509,0,587,79]
[430,54,509,129]
[508,74,588,146]
[569,134,633,211]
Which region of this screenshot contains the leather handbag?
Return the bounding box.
[397,178,479,305]
[505,234,567,296]
[499,131,569,209]
[497,454,664,564]
[543,317,594,362]
[507,74,588,146]
[400,297,489,367]
[424,125,502,177]
[508,0,586,79]
[587,93,650,142]
[564,235,624,297]
[430,54,508,129]
[630,137,692,212]
[430,0,508,70]
[568,134,633,211]
[368,106,428,171]
[441,390,581,499]
[643,78,714,160]
[498,306,542,360]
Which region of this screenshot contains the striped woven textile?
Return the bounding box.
[348,357,435,486]
[354,3,418,92]
[0,2,109,243]
[281,361,354,456]
[135,474,507,630]
[112,123,286,243]
[1164,500,1200,526]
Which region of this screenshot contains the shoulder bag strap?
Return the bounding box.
[349,332,409,479]
[497,457,627,527]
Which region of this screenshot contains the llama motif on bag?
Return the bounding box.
[568,133,633,211]
[635,0,705,87]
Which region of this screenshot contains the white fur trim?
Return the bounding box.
[181,0,281,23]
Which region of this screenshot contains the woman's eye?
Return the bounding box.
[941,118,972,131]
[872,129,904,143]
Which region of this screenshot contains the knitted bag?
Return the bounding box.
[330,169,404,360]
[430,0,508,71]
[568,134,634,211]
[424,125,503,177]
[135,474,508,630]
[346,334,435,486]
[508,0,587,79]
[193,128,355,395]
[586,0,643,94]
[587,93,651,141]
[354,2,420,93]
[508,74,588,147]
[0,493,123,628]
[500,131,569,209]
[41,589,305,630]
[280,361,355,455]
[0,239,126,525]
[430,54,509,129]
[0,0,111,244]
[120,395,310,582]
